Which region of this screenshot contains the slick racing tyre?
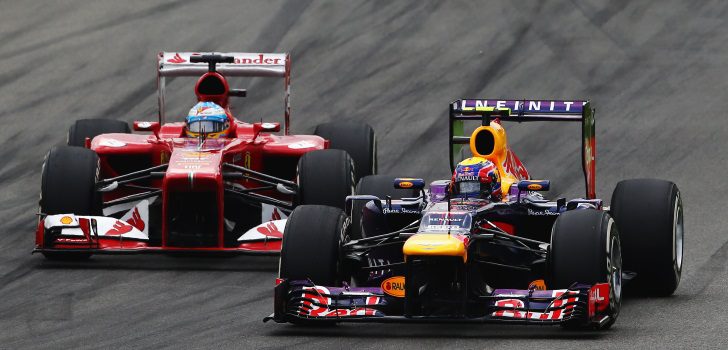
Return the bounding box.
[67,118,131,147]
[40,146,101,260]
[350,175,419,239]
[610,179,683,296]
[297,149,355,210]
[279,205,347,286]
[548,210,622,330]
[314,122,376,182]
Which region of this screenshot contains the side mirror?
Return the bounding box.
[517,179,550,191]
[394,178,425,190]
[133,121,161,138]
[253,122,280,133]
[252,122,281,141]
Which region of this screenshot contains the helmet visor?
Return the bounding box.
[458,181,480,194]
[188,120,226,133]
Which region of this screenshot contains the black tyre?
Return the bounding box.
[314,122,376,182]
[40,146,101,260]
[279,205,348,286]
[350,175,419,239]
[297,149,355,210]
[610,179,683,296]
[548,210,622,330]
[68,118,130,147]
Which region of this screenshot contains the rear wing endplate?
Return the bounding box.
[449,99,596,199]
[156,52,291,133]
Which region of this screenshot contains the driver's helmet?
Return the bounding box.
[185,102,230,138]
[451,157,502,201]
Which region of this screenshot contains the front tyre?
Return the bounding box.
[548,210,622,330]
[279,205,348,326]
[279,205,348,286]
[610,179,683,296]
[40,146,101,260]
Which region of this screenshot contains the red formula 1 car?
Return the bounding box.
[35,52,376,259]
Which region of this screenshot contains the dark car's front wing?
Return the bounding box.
[265,279,612,327]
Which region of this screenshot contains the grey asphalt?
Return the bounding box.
[1,0,727,349]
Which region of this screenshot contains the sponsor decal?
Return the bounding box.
[589,283,610,314]
[288,140,317,149]
[125,207,145,231]
[98,139,126,148]
[167,53,186,63]
[398,181,413,188]
[271,207,282,220]
[234,54,282,65]
[56,238,88,243]
[457,175,478,181]
[528,279,547,291]
[256,222,283,239]
[527,208,559,216]
[60,216,73,225]
[527,184,543,190]
[160,152,169,164]
[458,100,587,113]
[381,276,405,297]
[244,151,252,168]
[182,151,212,159]
[382,207,420,214]
[137,122,152,129]
[105,220,133,236]
[299,286,380,317]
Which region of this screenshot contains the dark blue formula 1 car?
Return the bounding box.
[266,99,683,330]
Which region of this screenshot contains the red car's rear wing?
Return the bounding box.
[157,52,291,133]
[449,99,596,199]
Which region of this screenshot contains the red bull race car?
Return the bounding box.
[267,99,683,329]
[35,52,377,259]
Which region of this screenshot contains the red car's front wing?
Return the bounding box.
[34,213,283,256]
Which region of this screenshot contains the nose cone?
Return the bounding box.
[403,233,467,262]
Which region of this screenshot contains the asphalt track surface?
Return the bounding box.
[1,1,728,349]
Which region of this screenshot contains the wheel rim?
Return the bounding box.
[605,217,623,317]
[674,193,684,273]
[610,234,623,307]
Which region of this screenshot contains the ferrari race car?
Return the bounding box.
[35,52,377,259]
[267,99,684,329]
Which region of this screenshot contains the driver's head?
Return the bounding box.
[451,157,502,201]
[185,102,230,138]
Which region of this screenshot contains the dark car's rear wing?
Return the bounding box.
[449,99,596,199]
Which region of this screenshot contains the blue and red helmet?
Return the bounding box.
[185,102,230,138]
[451,157,502,201]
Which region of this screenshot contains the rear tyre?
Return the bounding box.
[297,149,355,210]
[40,146,101,260]
[68,118,130,147]
[610,179,683,296]
[350,175,419,239]
[314,122,376,182]
[548,210,622,330]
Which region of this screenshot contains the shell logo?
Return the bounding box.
[60,216,73,225]
[398,181,413,188]
[381,276,406,297]
[527,184,543,190]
